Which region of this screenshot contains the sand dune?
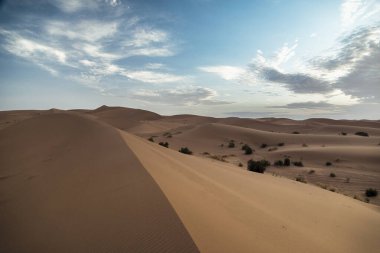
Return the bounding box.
[1,107,379,252]
[122,131,380,253]
[0,112,198,253]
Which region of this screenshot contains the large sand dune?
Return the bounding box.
[1,107,379,252]
[0,112,198,253]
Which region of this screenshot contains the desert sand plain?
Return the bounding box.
[1,106,379,252]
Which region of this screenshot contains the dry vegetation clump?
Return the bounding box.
[247,159,270,173]
[295,175,307,183]
[159,142,169,148]
[365,188,378,197]
[355,131,369,137]
[179,147,193,155]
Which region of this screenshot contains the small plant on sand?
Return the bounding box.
[329,172,336,178]
[274,160,284,166]
[292,131,300,134]
[238,162,243,167]
[159,142,169,148]
[341,132,347,136]
[292,161,304,167]
[228,140,235,148]
[243,145,253,155]
[365,188,378,197]
[355,131,369,137]
[284,158,291,166]
[345,177,350,183]
[302,143,308,147]
[325,161,332,166]
[268,147,278,152]
[308,169,315,174]
[260,143,267,149]
[277,142,285,147]
[247,159,270,173]
[179,147,193,155]
[148,137,154,142]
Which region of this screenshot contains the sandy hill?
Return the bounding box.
[88,105,162,130]
[1,107,380,252]
[0,112,198,253]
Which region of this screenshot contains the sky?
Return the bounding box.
[0,0,379,119]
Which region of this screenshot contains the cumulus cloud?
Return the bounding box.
[132,87,232,106]
[121,71,187,84]
[243,24,380,102]
[259,67,333,94]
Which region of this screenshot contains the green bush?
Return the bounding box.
[365,188,378,197]
[159,142,169,148]
[247,159,270,173]
[179,147,193,155]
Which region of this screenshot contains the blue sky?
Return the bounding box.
[0,0,379,119]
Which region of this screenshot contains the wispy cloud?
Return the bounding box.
[132,86,232,106]
[340,0,380,28]
[0,1,183,89]
[269,101,338,109]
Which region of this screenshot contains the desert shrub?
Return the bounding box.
[329,172,336,177]
[274,160,284,166]
[365,188,378,197]
[179,147,193,155]
[228,140,235,148]
[295,175,307,183]
[260,143,267,148]
[293,161,304,167]
[247,159,270,173]
[238,162,243,167]
[302,143,308,147]
[277,142,285,147]
[329,188,336,192]
[325,162,332,166]
[268,147,278,152]
[341,132,347,136]
[159,142,169,148]
[284,158,291,166]
[244,146,253,155]
[148,137,154,142]
[355,131,369,137]
[202,152,210,155]
[308,170,315,174]
[345,177,350,183]
[292,131,300,134]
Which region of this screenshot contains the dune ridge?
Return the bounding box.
[0,112,199,253]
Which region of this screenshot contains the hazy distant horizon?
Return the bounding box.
[1,0,379,119]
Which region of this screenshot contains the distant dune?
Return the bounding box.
[1,106,379,252]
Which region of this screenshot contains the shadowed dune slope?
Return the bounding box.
[0,112,199,253]
[122,132,380,253]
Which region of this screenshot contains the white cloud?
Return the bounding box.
[124,28,168,47]
[132,86,231,106]
[54,0,121,13]
[145,63,166,69]
[46,20,118,42]
[341,0,380,28]
[122,70,187,83]
[1,29,67,65]
[198,65,246,80]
